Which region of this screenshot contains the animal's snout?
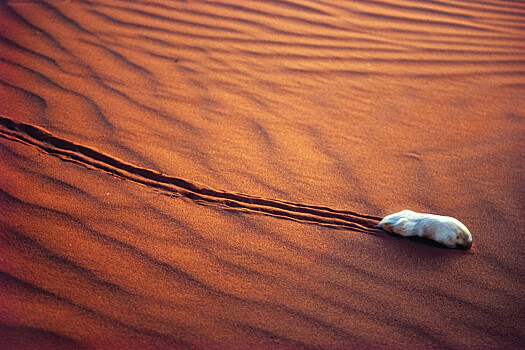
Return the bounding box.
[460,240,472,250]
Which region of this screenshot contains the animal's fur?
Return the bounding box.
[379,210,472,249]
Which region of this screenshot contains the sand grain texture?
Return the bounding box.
[1,0,524,349]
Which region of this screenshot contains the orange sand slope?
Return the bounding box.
[1,0,525,349]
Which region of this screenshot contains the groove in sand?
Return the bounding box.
[0,115,382,232]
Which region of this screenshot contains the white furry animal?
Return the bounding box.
[379,210,472,249]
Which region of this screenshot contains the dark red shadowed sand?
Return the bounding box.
[1,0,524,349]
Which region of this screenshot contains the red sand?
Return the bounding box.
[1,0,524,349]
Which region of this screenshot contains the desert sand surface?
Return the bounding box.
[1,0,524,349]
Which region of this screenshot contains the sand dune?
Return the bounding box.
[1,0,524,349]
